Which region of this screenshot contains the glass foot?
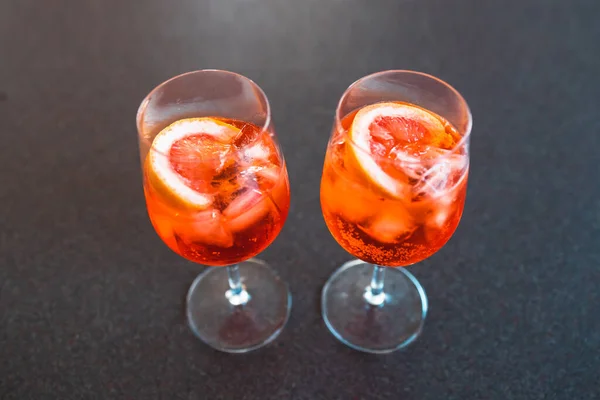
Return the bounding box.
[187,258,291,353]
[322,259,428,354]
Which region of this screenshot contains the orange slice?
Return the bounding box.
[348,102,448,198]
[145,118,239,210]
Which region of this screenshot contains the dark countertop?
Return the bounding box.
[1,0,599,399]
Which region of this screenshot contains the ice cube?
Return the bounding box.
[232,123,261,148]
[240,164,275,180]
[224,189,263,217]
[321,173,376,223]
[358,206,416,244]
[424,207,454,244]
[238,165,263,182]
[447,153,468,173]
[421,162,451,193]
[223,189,274,233]
[184,209,234,248]
[243,140,270,162]
[237,164,272,192]
[432,209,449,228]
[411,153,467,197]
[238,153,282,192]
[389,146,425,181]
[255,165,280,188]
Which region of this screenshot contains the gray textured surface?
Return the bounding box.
[1,0,599,399]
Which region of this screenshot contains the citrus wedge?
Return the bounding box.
[348,102,449,198]
[145,117,239,210]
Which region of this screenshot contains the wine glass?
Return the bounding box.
[320,70,472,353]
[136,70,291,353]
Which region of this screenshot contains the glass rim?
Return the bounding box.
[335,70,473,165]
[136,69,273,158]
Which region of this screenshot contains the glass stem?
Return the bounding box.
[364,265,386,306]
[225,265,250,306]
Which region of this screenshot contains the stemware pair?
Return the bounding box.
[136,69,472,354]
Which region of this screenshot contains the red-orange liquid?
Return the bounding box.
[320,104,468,266]
[144,118,290,266]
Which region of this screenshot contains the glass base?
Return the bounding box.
[322,259,428,354]
[187,258,291,353]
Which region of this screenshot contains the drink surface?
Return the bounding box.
[143,117,289,266]
[320,102,468,267]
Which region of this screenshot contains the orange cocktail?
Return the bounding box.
[144,117,289,266]
[321,102,467,267]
